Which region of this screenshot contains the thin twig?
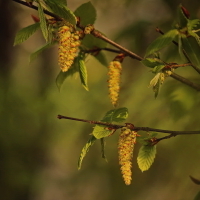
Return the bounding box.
[57,114,200,136]
[170,73,200,91]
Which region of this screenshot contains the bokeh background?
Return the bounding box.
[1,0,200,200]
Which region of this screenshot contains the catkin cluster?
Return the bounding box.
[108,61,122,107]
[118,127,137,185]
[58,24,82,72]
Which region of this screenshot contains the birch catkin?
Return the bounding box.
[58,24,81,72]
[118,127,137,185]
[108,61,122,107]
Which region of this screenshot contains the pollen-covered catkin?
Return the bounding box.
[118,127,137,185]
[108,61,122,107]
[58,24,81,72]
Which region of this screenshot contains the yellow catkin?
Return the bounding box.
[58,24,81,72]
[108,61,122,107]
[118,127,137,185]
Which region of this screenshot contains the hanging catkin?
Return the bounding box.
[57,24,81,72]
[108,61,122,107]
[118,127,137,185]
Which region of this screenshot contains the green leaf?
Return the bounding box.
[78,135,96,170]
[141,58,164,68]
[45,0,76,25]
[38,2,49,41]
[193,191,200,200]
[74,2,97,26]
[29,41,56,63]
[78,59,89,91]
[152,65,165,73]
[56,57,79,91]
[14,22,40,46]
[137,145,157,172]
[181,35,200,67]
[100,138,107,161]
[92,107,128,139]
[145,29,178,57]
[177,4,188,28]
[92,51,108,67]
[102,107,128,123]
[82,34,107,49]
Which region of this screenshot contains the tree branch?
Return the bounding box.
[57,114,200,136]
[13,0,200,92]
[170,73,200,91]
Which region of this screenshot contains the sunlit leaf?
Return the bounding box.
[93,125,114,139]
[78,135,96,170]
[14,22,40,46]
[74,2,97,26]
[78,59,89,91]
[145,29,178,57]
[137,145,157,172]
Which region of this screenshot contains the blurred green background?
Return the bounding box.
[1,0,200,200]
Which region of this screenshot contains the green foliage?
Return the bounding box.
[78,57,89,91]
[82,34,108,49]
[93,107,128,139]
[74,2,97,27]
[44,0,77,25]
[14,22,40,46]
[141,58,164,68]
[29,41,56,63]
[177,4,188,28]
[38,2,49,41]
[92,51,108,67]
[145,29,178,57]
[181,36,200,67]
[56,57,80,90]
[78,135,96,170]
[137,145,157,172]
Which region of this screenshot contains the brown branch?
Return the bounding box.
[170,73,200,91]
[57,114,200,136]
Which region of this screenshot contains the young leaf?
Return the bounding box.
[29,41,56,63]
[78,135,96,170]
[92,107,128,139]
[44,0,76,25]
[38,2,49,41]
[78,59,89,91]
[145,29,178,57]
[74,2,97,26]
[141,58,164,68]
[56,57,79,91]
[102,107,128,123]
[181,35,200,68]
[100,138,107,161]
[137,145,157,172]
[177,4,189,28]
[152,65,165,73]
[92,51,108,67]
[14,22,40,46]
[82,34,108,49]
